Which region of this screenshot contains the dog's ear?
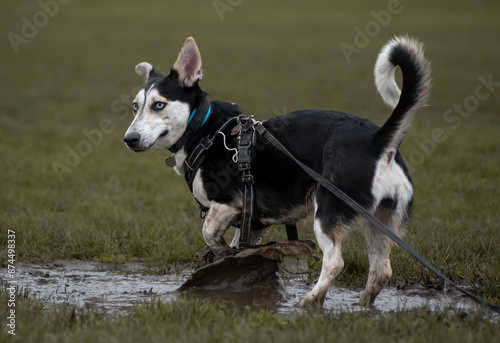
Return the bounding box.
[173,37,203,87]
[135,62,164,79]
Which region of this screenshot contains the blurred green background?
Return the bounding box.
[0,0,499,295]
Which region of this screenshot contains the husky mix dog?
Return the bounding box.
[124,36,430,307]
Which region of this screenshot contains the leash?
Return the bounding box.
[253,121,500,313]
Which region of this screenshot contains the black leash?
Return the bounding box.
[254,122,500,313]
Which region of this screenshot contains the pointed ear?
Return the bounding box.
[135,62,164,79]
[173,37,203,87]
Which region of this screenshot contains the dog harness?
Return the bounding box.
[234,115,256,244]
[167,101,299,245]
[179,114,258,244]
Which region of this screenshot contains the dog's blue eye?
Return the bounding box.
[132,102,138,112]
[153,102,166,111]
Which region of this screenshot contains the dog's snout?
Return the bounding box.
[124,132,141,147]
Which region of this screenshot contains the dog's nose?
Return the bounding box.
[124,132,141,147]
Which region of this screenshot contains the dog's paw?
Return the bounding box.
[201,250,218,265]
[202,247,240,265]
[295,295,324,308]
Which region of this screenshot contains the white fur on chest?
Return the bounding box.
[173,149,187,175]
[192,169,211,209]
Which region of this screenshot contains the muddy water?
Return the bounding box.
[5,259,475,315]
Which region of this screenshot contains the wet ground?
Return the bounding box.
[4,259,475,315]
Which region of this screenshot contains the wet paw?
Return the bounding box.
[295,295,324,308]
[202,247,240,265]
[201,250,218,265]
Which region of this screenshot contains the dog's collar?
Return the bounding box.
[187,105,211,127]
[170,97,212,154]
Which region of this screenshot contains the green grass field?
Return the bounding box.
[1,0,499,341]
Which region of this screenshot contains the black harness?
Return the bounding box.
[179,114,259,244]
[167,109,297,245]
[234,115,256,244]
[181,117,237,217]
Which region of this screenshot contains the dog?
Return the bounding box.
[124,36,431,307]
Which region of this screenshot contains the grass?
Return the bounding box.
[1,286,499,343]
[1,0,499,341]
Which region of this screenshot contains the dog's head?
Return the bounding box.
[124,37,204,152]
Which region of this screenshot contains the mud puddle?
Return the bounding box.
[8,260,184,314]
[4,260,475,315]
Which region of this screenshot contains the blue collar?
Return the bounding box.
[170,98,212,153]
[188,105,211,127]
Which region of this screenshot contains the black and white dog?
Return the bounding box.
[124,36,430,307]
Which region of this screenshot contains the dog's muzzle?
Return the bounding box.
[124,132,141,149]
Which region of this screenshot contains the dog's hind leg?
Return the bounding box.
[202,202,240,258]
[297,200,349,307]
[358,202,404,306]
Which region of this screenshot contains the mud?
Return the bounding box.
[4,258,475,315]
[178,240,318,308]
[9,260,183,314]
[179,254,286,308]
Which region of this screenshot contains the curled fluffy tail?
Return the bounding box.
[372,36,431,159]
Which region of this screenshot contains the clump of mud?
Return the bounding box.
[179,254,285,307]
[178,240,318,307]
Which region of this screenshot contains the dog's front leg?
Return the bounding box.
[202,202,240,258]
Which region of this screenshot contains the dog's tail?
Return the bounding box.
[372,36,431,161]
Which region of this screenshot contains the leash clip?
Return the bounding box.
[236,114,255,131]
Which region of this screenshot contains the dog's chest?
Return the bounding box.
[191,169,211,209]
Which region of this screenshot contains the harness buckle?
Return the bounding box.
[238,161,251,171]
[241,174,254,185]
[199,137,213,149]
[237,114,254,128]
